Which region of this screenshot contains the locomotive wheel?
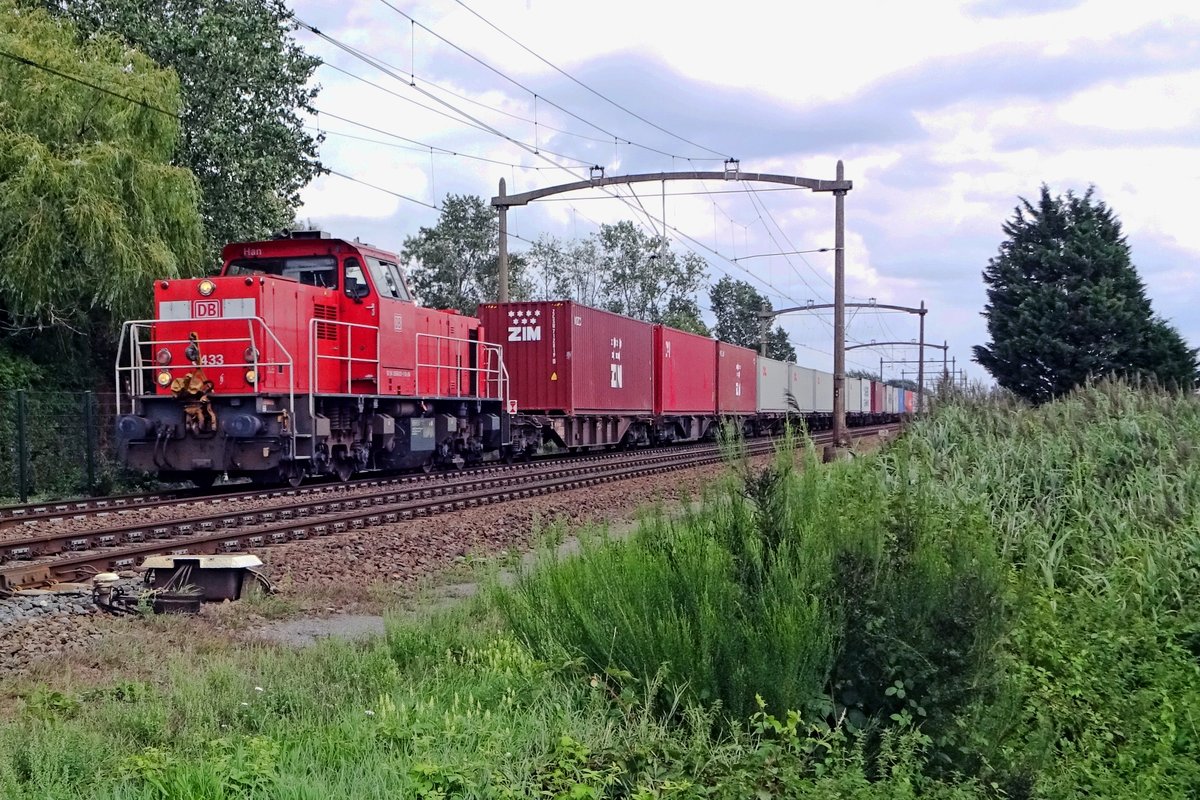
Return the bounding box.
[284,464,304,488]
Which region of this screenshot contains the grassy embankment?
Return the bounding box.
[2,381,1198,798]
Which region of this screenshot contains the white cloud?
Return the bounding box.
[288,0,1200,380]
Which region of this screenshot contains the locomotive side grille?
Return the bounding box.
[313,303,338,341]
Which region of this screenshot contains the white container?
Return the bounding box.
[756,356,790,413]
[845,377,863,412]
[813,369,833,412]
[787,364,817,413]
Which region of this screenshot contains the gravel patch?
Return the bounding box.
[255,614,387,647]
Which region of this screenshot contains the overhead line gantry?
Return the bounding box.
[492,163,856,453]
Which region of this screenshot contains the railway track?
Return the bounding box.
[0,441,736,533]
[0,425,896,592]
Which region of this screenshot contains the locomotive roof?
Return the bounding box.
[220,235,400,262]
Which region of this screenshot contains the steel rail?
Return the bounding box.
[0,441,710,531]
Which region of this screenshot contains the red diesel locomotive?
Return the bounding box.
[115,232,509,486]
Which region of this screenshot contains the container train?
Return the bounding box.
[114,232,909,487]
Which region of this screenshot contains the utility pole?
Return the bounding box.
[497,177,509,303]
[759,314,769,357]
[917,300,926,413]
[832,160,847,451]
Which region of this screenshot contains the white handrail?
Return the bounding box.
[115,317,299,459]
[414,333,508,404]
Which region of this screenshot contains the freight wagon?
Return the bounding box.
[846,377,864,414]
[478,301,654,453]
[654,324,717,442]
[756,356,790,414]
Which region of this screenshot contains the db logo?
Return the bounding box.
[192,300,220,318]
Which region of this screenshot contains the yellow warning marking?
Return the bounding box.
[550,372,558,381]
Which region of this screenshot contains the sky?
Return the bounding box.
[288,0,1200,381]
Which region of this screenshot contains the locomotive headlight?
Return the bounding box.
[155,347,172,366]
[244,369,258,384]
[156,371,172,387]
[244,346,259,363]
[198,279,216,296]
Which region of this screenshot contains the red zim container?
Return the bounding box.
[478,301,654,415]
[653,325,717,415]
[717,343,757,414]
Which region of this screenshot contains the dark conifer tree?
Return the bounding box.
[709,276,796,361]
[973,186,1197,403]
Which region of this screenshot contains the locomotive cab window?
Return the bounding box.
[366,256,412,301]
[344,258,370,300]
[226,256,336,288]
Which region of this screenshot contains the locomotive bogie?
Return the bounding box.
[119,391,504,485]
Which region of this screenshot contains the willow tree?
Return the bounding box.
[0,1,203,373]
[39,0,323,257]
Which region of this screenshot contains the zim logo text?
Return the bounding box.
[508,324,541,342]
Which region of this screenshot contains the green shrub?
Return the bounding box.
[500,431,1005,739]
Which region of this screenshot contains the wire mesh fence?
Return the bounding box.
[0,390,122,502]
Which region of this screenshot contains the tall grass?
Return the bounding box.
[501,381,1200,797]
[3,380,1198,798]
[0,600,980,798]
[914,381,1200,796]
[500,430,1004,732]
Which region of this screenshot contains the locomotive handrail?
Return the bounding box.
[115,317,299,459]
[306,319,381,427]
[414,333,509,406]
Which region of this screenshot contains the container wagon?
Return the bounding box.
[845,378,863,414]
[478,300,654,453]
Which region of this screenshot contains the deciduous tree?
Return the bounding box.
[973,186,1197,402]
[40,0,323,258]
[402,194,529,313]
[525,222,708,333]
